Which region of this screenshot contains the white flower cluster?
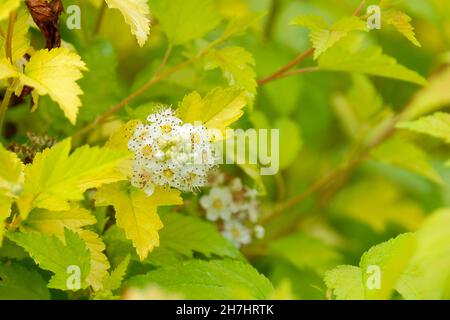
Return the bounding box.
[128,109,217,195]
[200,175,265,248]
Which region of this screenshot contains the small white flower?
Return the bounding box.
[254,225,265,239]
[200,187,234,221]
[128,109,217,195]
[229,178,243,192]
[247,199,260,223]
[222,221,252,248]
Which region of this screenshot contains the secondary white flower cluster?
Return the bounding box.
[200,174,265,248]
[128,109,217,195]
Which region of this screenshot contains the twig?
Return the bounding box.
[257,48,315,86]
[93,1,107,35]
[264,0,281,40]
[262,66,320,83]
[353,0,367,16]
[257,0,367,86]
[72,50,206,139]
[153,43,173,78]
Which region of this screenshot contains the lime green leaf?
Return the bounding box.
[0,143,23,198]
[219,12,263,43]
[325,233,416,300]
[102,255,130,292]
[359,233,416,300]
[24,207,110,291]
[324,265,364,300]
[6,229,91,291]
[156,213,243,260]
[0,9,30,63]
[398,112,450,143]
[177,87,247,130]
[0,58,19,81]
[0,0,20,21]
[319,34,427,85]
[0,144,23,245]
[106,120,140,152]
[397,209,450,299]
[126,259,273,299]
[402,67,450,120]
[0,263,50,300]
[95,182,182,260]
[270,234,341,275]
[152,0,219,45]
[291,15,367,59]
[78,40,122,122]
[384,10,421,47]
[205,46,257,98]
[326,210,450,300]
[332,178,424,232]
[104,0,150,47]
[16,138,129,218]
[17,48,88,124]
[372,137,443,184]
[103,213,243,267]
[332,74,386,139]
[0,196,12,246]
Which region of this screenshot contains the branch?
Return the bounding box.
[256,0,367,86]
[72,50,206,139]
[257,48,315,86]
[93,1,107,35]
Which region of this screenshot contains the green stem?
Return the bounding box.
[6,10,17,63]
[264,0,281,40]
[94,2,107,35]
[0,87,14,131]
[153,43,173,78]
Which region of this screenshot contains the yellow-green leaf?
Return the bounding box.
[359,233,416,300]
[398,112,450,144]
[319,34,427,85]
[397,209,450,299]
[0,0,20,21]
[291,15,367,59]
[177,87,247,130]
[0,143,23,198]
[152,0,219,45]
[24,207,109,291]
[325,233,416,300]
[384,10,421,47]
[0,9,30,63]
[205,46,257,99]
[0,144,23,246]
[0,196,12,246]
[332,178,424,232]
[6,229,91,291]
[0,58,19,81]
[17,48,88,124]
[324,265,365,300]
[104,0,150,47]
[16,138,129,218]
[402,67,450,120]
[96,182,182,260]
[372,137,443,184]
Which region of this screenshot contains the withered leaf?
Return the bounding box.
[26,0,64,49]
